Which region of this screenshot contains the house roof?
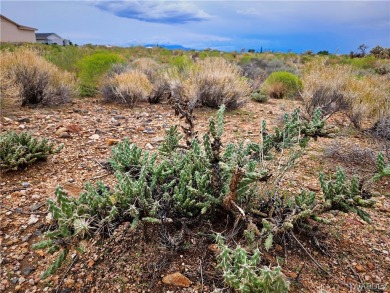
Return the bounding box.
[36,33,63,40]
[0,14,37,31]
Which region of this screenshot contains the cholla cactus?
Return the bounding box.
[320,168,375,222]
[215,234,289,293]
[373,152,390,181]
[159,126,182,155]
[0,131,62,171]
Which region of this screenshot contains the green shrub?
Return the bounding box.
[77,52,124,96]
[0,131,62,171]
[250,91,268,103]
[262,71,303,99]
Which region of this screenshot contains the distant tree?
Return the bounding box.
[317,50,329,55]
[248,49,255,53]
[303,50,313,55]
[370,45,390,59]
[358,44,369,57]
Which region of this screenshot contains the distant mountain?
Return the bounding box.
[144,44,193,51]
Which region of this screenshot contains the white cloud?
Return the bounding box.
[94,1,211,24]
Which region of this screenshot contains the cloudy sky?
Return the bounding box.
[1,1,389,53]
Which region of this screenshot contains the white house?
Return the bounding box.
[35,33,70,46]
[0,14,37,43]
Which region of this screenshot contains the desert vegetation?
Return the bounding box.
[0,43,389,292]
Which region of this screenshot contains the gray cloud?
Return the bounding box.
[95,1,211,24]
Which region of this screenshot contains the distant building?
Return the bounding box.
[0,14,37,43]
[35,33,70,46]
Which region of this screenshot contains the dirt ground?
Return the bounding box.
[1,98,389,292]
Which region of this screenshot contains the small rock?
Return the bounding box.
[59,132,71,138]
[18,277,26,284]
[64,278,75,287]
[17,117,30,123]
[21,182,30,188]
[23,266,35,276]
[355,264,365,273]
[27,215,39,225]
[21,234,31,242]
[45,213,53,224]
[66,124,82,133]
[88,260,95,268]
[55,127,68,136]
[208,244,219,254]
[145,143,154,150]
[106,138,121,146]
[89,134,100,140]
[162,272,191,287]
[307,185,321,192]
[86,274,93,283]
[151,136,165,144]
[14,285,21,291]
[143,128,155,134]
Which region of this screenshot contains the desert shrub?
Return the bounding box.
[301,59,390,127]
[101,70,153,107]
[77,52,124,96]
[374,60,390,75]
[192,57,251,109]
[342,56,377,70]
[106,63,132,78]
[44,45,91,73]
[251,91,269,103]
[262,71,303,99]
[131,58,161,80]
[239,58,299,85]
[162,57,250,110]
[0,48,77,106]
[371,115,390,141]
[370,46,390,59]
[323,141,375,165]
[0,131,62,172]
[131,58,171,104]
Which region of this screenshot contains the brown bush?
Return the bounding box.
[301,59,390,128]
[0,48,77,106]
[261,81,286,99]
[101,70,153,107]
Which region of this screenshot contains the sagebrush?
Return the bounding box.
[0,48,77,106]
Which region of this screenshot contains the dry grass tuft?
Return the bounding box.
[193,57,251,109]
[0,48,77,106]
[161,57,250,110]
[101,70,153,107]
[301,59,390,127]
